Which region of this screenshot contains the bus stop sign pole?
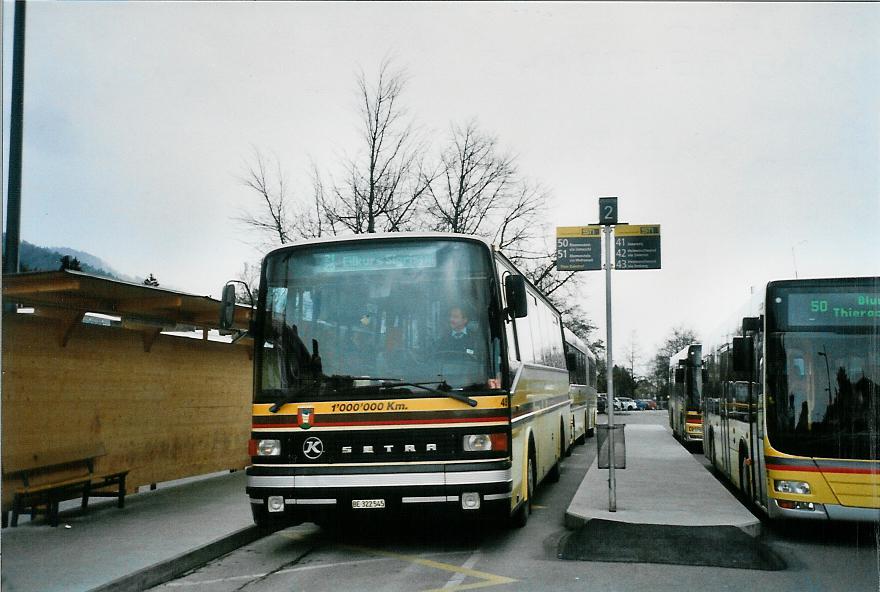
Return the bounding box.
[603,222,616,512]
[598,196,618,513]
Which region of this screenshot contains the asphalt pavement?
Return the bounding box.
[1,470,259,592]
[4,410,869,592]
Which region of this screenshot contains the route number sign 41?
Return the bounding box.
[614,224,661,270]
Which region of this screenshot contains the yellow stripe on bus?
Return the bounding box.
[253,395,510,416]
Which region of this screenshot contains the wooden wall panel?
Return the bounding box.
[1,313,252,507]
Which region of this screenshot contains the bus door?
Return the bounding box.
[751,346,768,508]
[720,380,732,477]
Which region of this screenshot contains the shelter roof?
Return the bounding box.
[2,270,251,331]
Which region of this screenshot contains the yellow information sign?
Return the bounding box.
[613,224,660,237]
[556,225,602,238]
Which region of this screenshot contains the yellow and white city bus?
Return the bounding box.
[668,344,705,446]
[563,327,598,447]
[703,277,879,521]
[222,233,572,529]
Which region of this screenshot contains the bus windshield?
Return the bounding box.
[255,239,500,403]
[766,332,879,459]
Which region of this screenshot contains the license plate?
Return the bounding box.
[351,499,385,509]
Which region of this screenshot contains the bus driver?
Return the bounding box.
[437,305,481,357]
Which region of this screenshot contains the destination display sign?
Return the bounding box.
[556,226,602,271]
[313,247,437,273]
[614,225,661,270]
[786,291,880,327]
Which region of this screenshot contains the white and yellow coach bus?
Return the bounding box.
[563,327,598,447]
[221,233,572,529]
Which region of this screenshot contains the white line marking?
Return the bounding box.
[162,550,469,587]
[442,550,482,589]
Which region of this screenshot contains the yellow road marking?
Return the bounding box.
[344,545,517,592]
[531,505,547,509]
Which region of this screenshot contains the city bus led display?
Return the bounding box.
[786,292,880,326]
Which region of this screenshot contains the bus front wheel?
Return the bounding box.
[511,447,536,528]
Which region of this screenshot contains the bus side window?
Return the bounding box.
[516,294,536,363]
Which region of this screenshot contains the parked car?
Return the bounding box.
[644,399,658,410]
[635,399,650,411]
[597,395,607,414]
[617,397,638,411]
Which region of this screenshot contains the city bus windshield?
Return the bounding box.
[255,239,500,403]
[766,332,879,459]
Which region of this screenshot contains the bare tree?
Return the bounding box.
[328,59,431,234]
[234,262,261,305]
[424,121,588,325]
[238,148,332,249]
[292,162,330,240]
[237,148,294,246]
[625,330,641,379]
[426,122,515,234]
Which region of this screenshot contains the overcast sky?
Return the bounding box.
[3,2,878,371]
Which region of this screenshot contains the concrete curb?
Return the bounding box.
[89,525,264,592]
[564,510,763,538]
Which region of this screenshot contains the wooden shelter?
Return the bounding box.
[2,271,254,510]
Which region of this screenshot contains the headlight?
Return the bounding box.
[774,480,811,495]
[463,434,492,452]
[257,439,281,456]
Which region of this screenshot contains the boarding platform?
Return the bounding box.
[565,423,761,534]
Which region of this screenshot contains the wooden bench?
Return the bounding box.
[3,444,129,527]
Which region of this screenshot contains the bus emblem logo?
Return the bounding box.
[298,407,314,430]
[302,437,324,460]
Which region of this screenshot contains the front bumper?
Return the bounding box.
[247,460,512,521]
[768,498,880,522]
[683,428,703,442]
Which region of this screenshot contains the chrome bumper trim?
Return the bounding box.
[248,468,512,489]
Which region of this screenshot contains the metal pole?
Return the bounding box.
[4,0,27,275]
[604,224,616,512]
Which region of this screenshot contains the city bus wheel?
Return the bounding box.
[548,423,563,481]
[707,430,715,467]
[511,448,536,528]
[740,454,752,503]
[576,414,587,445]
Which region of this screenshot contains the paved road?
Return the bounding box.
[154,411,879,591]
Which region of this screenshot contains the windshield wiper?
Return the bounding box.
[269,378,322,413]
[270,375,405,412]
[378,379,478,407]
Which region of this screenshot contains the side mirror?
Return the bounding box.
[701,368,709,384]
[732,336,754,376]
[220,283,237,330]
[674,368,685,384]
[742,316,761,334]
[504,275,528,319]
[565,352,577,371]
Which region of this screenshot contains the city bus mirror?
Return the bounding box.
[220,283,236,330]
[732,336,754,375]
[742,316,760,334]
[565,352,577,370]
[504,275,528,319]
[674,368,685,384]
[702,368,709,384]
